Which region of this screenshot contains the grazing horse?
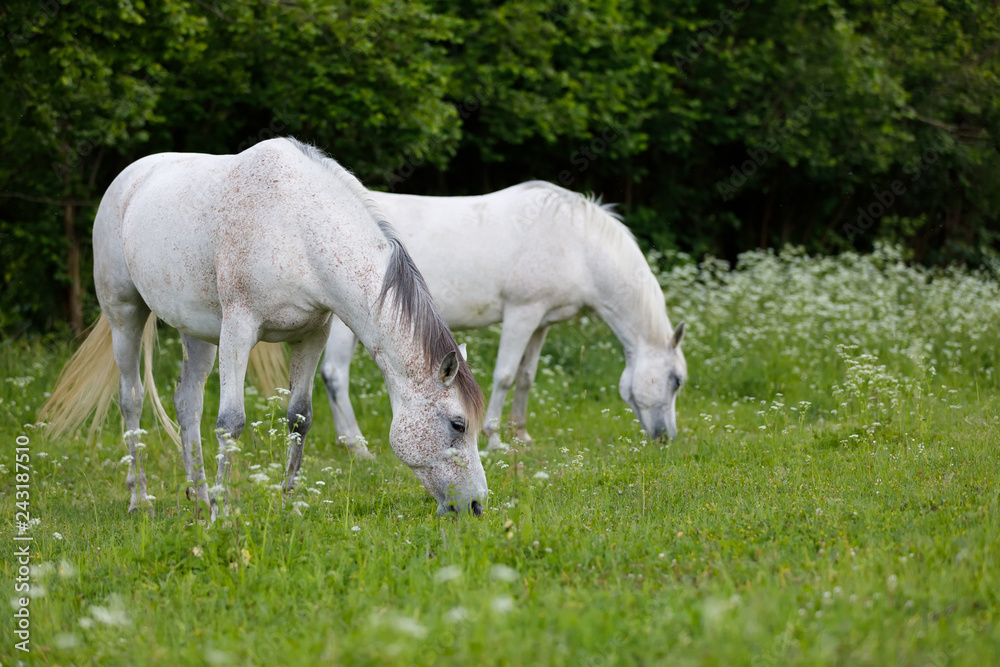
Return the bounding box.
[39,138,487,518]
[319,181,686,454]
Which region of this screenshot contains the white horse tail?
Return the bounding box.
[141,315,181,449]
[248,342,289,400]
[39,313,119,441]
[39,312,181,447]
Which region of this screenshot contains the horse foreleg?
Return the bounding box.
[320,317,372,459]
[484,307,545,451]
[508,326,549,444]
[174,335,217,515]
[108,306,152,514]
[285,327,329,494]
[214,316,256,522]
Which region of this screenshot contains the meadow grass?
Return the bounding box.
[1,244,998,665]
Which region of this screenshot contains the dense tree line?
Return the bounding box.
[2,0,998,335]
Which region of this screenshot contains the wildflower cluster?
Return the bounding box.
[649,243,1000,409]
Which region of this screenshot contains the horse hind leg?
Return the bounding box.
[484,306,546,451]
[285,327,330,494]
[508,325,549,444]
[107,304,153,513]
[173,335,217,515]
[320,316,372,459]
[213,314,258,522]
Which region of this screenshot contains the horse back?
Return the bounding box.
[94,140,381,341]
[369,183,595,328]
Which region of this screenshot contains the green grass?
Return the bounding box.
[1,245,999,665]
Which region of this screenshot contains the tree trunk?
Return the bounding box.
[64,200,82,337]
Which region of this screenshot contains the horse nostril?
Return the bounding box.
[471,500,483,517]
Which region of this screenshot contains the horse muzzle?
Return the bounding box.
[438,499,484,517]
[648,416,677,442]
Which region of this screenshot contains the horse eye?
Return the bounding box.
[450,418,466,433]
[671,376,682,392]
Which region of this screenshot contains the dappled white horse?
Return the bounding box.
[40,138,486,518]
[320,181,686,454]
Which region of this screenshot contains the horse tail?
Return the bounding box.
[38,313,121,442]
[39,312,182,447]
[248,342,289,400]
[142,315,181,449]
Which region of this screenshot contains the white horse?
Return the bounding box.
[319,181,686,455]
[39,138,487,519]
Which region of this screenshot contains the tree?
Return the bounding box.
[0,0,203,334]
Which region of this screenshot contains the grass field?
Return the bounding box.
[1,244,998,665]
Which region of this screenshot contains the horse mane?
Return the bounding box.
[283,137,379,216]
[284,138,484,431]
[522,181,670,341]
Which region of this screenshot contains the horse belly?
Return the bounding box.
[422,271,503,329]
[437,296,503,330]
[133,263,225,341]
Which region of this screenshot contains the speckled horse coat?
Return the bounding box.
[319,181,686,454]
[58,138,486,518]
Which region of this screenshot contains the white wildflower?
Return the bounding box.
[444,606,469,623]
[490,564,519,582]
[391,616,428,639]
[434,565,463,583]
[491,596,515,614]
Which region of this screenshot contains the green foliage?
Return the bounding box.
[2,0,1000,334]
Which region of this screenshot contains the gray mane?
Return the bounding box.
[285,138,484,428]
[373,220,484,431]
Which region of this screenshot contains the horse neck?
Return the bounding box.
[585,233,670,362]
[342,297,423,403]
[325,248,425,405]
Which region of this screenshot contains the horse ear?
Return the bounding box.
[671,321,685,349]
[439,350,460,386]
[458,343,467,361]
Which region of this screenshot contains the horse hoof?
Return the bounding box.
[127,499,154,516]
[486,433,508,452]
[513,429,533,444]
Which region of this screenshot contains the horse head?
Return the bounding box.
[389,345,487,515]
[619,322,687,441]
